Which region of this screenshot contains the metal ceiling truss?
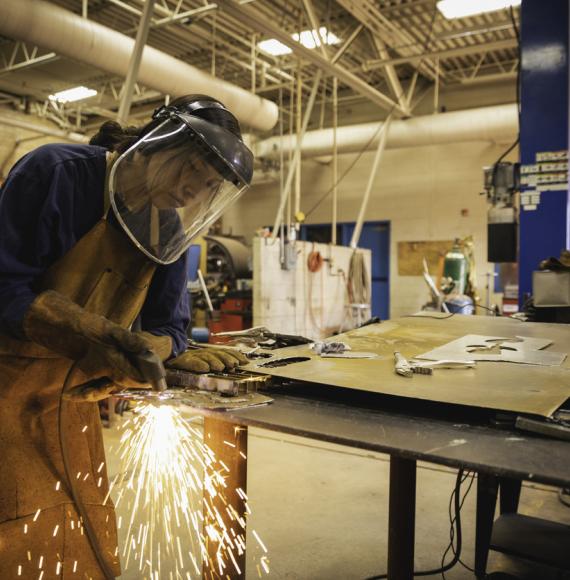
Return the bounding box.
[0,0,520,133]
[0,42,58,76]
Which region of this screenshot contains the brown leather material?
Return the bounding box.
[0,218,157,578]
[167,346,248,373]
[24,290,162,385]
[139,331,174,362]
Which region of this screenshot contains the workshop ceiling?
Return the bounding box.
[0,0,519,134]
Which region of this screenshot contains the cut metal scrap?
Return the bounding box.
[411,359,476,370]
[165,369,270,395]
[114,388,273,411]
[395,351,475,377]
[211,326,312,349]
[416,334,567,366]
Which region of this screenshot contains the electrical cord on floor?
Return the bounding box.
[59,362,116,580]
[364,468,473,580]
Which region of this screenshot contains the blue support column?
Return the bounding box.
[519,0,569,302]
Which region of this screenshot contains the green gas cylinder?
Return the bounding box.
[442,240,469,295]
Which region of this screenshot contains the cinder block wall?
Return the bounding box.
[224,140,517,318]
[253,238,372,339]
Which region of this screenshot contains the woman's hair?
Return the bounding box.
[89,94,242,153]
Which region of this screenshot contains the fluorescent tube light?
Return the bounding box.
[257,38,292,56]
[292,27,341,50]
[258,26,340,56]
[48,86,97,103]
[437,0,521,19]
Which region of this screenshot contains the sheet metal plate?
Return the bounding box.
[245,314,570,418]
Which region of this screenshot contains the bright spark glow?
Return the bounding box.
[55,481,61,491]
[48,86,97,103]
[110,403,270,578]
[437,0,520,19]
[33,509,41,522]
[253,530,268,553]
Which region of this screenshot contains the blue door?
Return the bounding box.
[300,221,390,320]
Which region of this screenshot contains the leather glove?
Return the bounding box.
[23,290,173,401]
[167,345,248,374]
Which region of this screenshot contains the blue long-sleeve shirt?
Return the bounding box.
[0,143,189,357]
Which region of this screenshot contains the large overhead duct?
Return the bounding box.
[0,0,278,132]
[254,104,518,159]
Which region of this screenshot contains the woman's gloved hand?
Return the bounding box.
[23,290,173,401]
[167,346,248,373]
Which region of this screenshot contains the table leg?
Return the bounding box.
[499,477,522,514]
[387,456,417,580]
[474,473,499,579]
[203,417,248,580]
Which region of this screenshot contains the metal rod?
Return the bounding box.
[294,61,302,219]
[117,0,156,125]
[250,33,256,93]
[433,57,439,114]
[301,0,329,60]
[349,116,392,249]
[331,76,338,245]
[406,70,419,109]
[270,70,323,242]
[197,269,214,312]
[331,23,364,65]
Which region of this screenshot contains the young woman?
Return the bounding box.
[0,94,252,578]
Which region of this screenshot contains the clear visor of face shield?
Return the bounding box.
[108,118,250,265]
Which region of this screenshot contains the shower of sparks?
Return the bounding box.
[108,402,270,578]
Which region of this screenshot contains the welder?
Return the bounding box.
[0,94,252,578]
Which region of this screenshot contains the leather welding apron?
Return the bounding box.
[0,219,156,579]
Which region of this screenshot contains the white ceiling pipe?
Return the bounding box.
[0,0,278,132]
[254,103,518,159]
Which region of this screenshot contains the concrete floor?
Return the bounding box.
[103,412,570,579]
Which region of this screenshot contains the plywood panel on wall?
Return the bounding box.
[397,240,454,276]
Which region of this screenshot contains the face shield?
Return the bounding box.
[108,112,253,265]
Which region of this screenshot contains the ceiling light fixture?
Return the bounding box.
[437,0,521,19]
[258,26,340,56]
[48,86,97,103]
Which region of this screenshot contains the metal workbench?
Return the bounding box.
[201,315,570,579]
